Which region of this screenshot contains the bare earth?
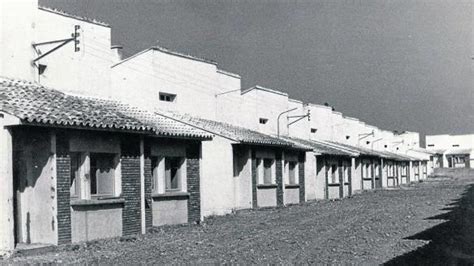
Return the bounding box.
[6,177,474,265]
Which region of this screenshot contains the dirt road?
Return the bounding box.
[7,178,474,264]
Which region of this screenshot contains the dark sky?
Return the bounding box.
[41,0,473,136]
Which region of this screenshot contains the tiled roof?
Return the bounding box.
[0,77,211,139]
[158,112,309,150]
[326,141,414,161]
[282,137,358,156]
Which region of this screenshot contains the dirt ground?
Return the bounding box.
[6,177,474,264]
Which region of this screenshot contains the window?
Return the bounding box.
[452,144,460,147]
[346,136,350,140]
[288,161,297,184]
[259,118,268,124]
[310,128,317,133]
[159,92,176,102]
[366,141,370,145]
[327,164,339,184]
[165,157,181,191]
[401,163,407,176]
[70,153,81,198]
[343,162,350,183]
[362,160,371,178]
[427,144,435,147]
[374,163,380,177]
[384,145,388,148]
[90,153,116,197]
[263,158,273,184]
[414,163,419,174]
[151,156,185,193]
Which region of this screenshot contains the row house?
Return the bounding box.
[0,0,434,256]
[0,78,210,254]
[426,134,474,169]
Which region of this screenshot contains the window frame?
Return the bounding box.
[159,92,177,103]
[89,152,117,198]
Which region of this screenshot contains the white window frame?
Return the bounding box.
[70,151,120,200]
[286,160,299,185]
[151,156,187,194]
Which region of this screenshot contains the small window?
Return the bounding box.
[151,156,185,193]
[165,157,182,191]
[159,92,176,102]
[452,144,460,147]
[331,164,338,184]
[259,118,268,124]
[366,141,370,145]
[310,128,317,133]
[343,162,350,183]
[427,144,435,147]
[288,161,297,184]
[384,145,388,148]
[90,153,116,197]
[70,153,81,198]
[263,158,273,184]
[346,136,350,140]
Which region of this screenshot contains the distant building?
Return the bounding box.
[426,134,474,168]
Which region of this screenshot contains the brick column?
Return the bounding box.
[56,131,71,245]
[186,144,201,224]
[276,151,284,207]
[121,156,141,236]
[298,156,305,203]
[144,157,153,230]
[251,150,257,208]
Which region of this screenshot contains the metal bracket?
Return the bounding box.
[32,25,80,63]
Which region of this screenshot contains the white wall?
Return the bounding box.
[35,8,114,98]
[200,136,237,217]
[215,70,243,126]
[111,48,220,120]
[307,104,334,141]
[240,86,290,136]
[426,134,474,151]
[0,0,38,81]
[288,99,310,140]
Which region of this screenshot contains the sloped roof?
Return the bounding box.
[158,112,309,150]
[0,77,211,139]
[282,137,358,156]
[326,141,414,161]
[445,148,473,155]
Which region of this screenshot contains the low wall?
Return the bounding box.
[151,193,188,226]
[284,186,300,205]
[327,184,340,199]
[71,199,124,243]
[257,186,277,207]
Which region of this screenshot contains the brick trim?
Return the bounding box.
[276,152,283,207]
[186,144,201,224]
[56,154,71,245]
[121,156,141,236]
[298,157,305,203]
[144,157,153,230]
[251,150,257,208]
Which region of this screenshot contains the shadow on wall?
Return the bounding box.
[384,184,474,265]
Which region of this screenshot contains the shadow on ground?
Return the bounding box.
[384,183,474,265]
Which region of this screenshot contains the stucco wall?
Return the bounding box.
[200,136,236,217]
[240,87,289,136]
[288,99,310,140]
[0,0,37,81]
[256,187,277,207]
[35,8,114,99]
[13,129,57,245]
[111,49,219,120]
[304,152,317,201]
[71,202,123,243]
[151,197,188,226]
[284,187,300,205]
[234,146,253,210]
[0,114,16,254]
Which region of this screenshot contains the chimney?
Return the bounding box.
[111,45,123,63]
